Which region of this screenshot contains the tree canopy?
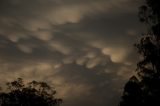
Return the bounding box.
[119,0,160,106]
[0,78,62,106]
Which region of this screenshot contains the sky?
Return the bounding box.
[0,0,144,106]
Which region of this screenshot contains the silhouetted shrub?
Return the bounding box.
[0,78,62,106]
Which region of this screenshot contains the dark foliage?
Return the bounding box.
[0,78,62,106]
[119,0,160,106]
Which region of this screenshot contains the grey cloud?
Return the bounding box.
[53,12,142,64]
[0,0,143,106]
[52,63,132,106]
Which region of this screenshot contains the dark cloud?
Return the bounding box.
[0,0,144,106]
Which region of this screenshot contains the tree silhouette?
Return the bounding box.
[0,78,62,106]
[119,0,160,106]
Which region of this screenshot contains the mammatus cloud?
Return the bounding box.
[0,0,143,106]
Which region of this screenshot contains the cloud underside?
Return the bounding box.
[0,0,143,106]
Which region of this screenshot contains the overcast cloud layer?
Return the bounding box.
[0,0,144,106]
